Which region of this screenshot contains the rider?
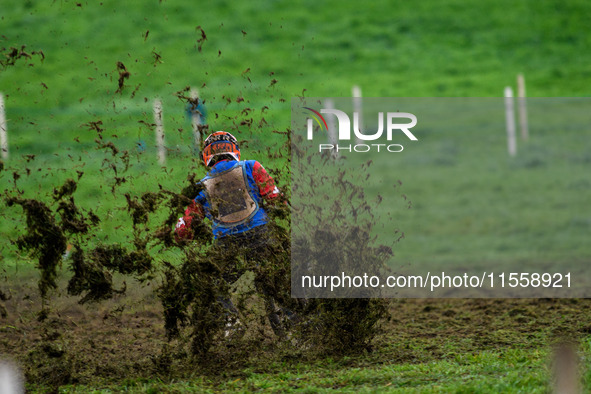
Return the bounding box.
[175,131,289,337]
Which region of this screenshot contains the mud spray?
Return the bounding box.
[1,94,398,388]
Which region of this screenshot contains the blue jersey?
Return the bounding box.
[195,160,269,239]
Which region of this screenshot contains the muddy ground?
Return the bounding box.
[1,272,590,390]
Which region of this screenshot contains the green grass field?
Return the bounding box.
[2,0,591,391]
[50,349,553,392]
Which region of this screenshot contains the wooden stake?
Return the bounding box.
[324,99,339,158]
[517,73,529,141]
[504,87,517,157]
[553,342,580,394]
[0,93,8,160]
[352,85,363,145]
[153,99,166,165]
[190,88,202,152]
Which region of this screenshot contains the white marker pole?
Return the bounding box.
[553,344,580,394]
[0,93,8,160]
[517,73,529,141]
[190,88,201,152]
[504,87,517,157]
[324,99,339,159]
[0,361,24,394]
[153,99,166,165]
[352,85,363,145]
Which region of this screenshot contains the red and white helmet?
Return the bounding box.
[202,131,241,166]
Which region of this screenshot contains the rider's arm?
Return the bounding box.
[174,199,205,241]
[252,161,281,202]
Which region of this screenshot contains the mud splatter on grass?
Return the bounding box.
[0,45,44,68]
[6,197,68,305]
[4,177,157,312]
[1,146,590,389]
[3,100,400,390]
[2,283,591,390]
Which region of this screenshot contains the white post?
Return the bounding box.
[0,93,8,160]
[0,360,24,394]
[504,87,517,157]
[352,85,363,145]
[190,88,201,152]
[553,343,580,394]
[324,99,339,159]
[517,73,529,141]
[153,99,166,165]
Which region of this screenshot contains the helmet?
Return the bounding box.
[202,131,241,166]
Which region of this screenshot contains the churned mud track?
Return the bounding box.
[2,273,590,388]
[0,275,167,386]
[379,298,591,365]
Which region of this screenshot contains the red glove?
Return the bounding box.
[174,200,204,241]
[252,161,281,202]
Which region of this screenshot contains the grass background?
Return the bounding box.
[292,96,591,297]
[1,0,591,391]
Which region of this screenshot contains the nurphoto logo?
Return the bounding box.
[304,107,418,153]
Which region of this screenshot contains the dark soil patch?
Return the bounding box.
[2,273,590,390]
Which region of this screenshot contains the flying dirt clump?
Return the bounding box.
[0,289,9,318]
[0,45,44,68]
[289,135,399,354]
[5,178,101,308]
[6,197,68,304]
[66,240,153,304]
[291,219,392,354]
[4,177,156,309]
[65,189,165,304]
[156,206,297,358]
